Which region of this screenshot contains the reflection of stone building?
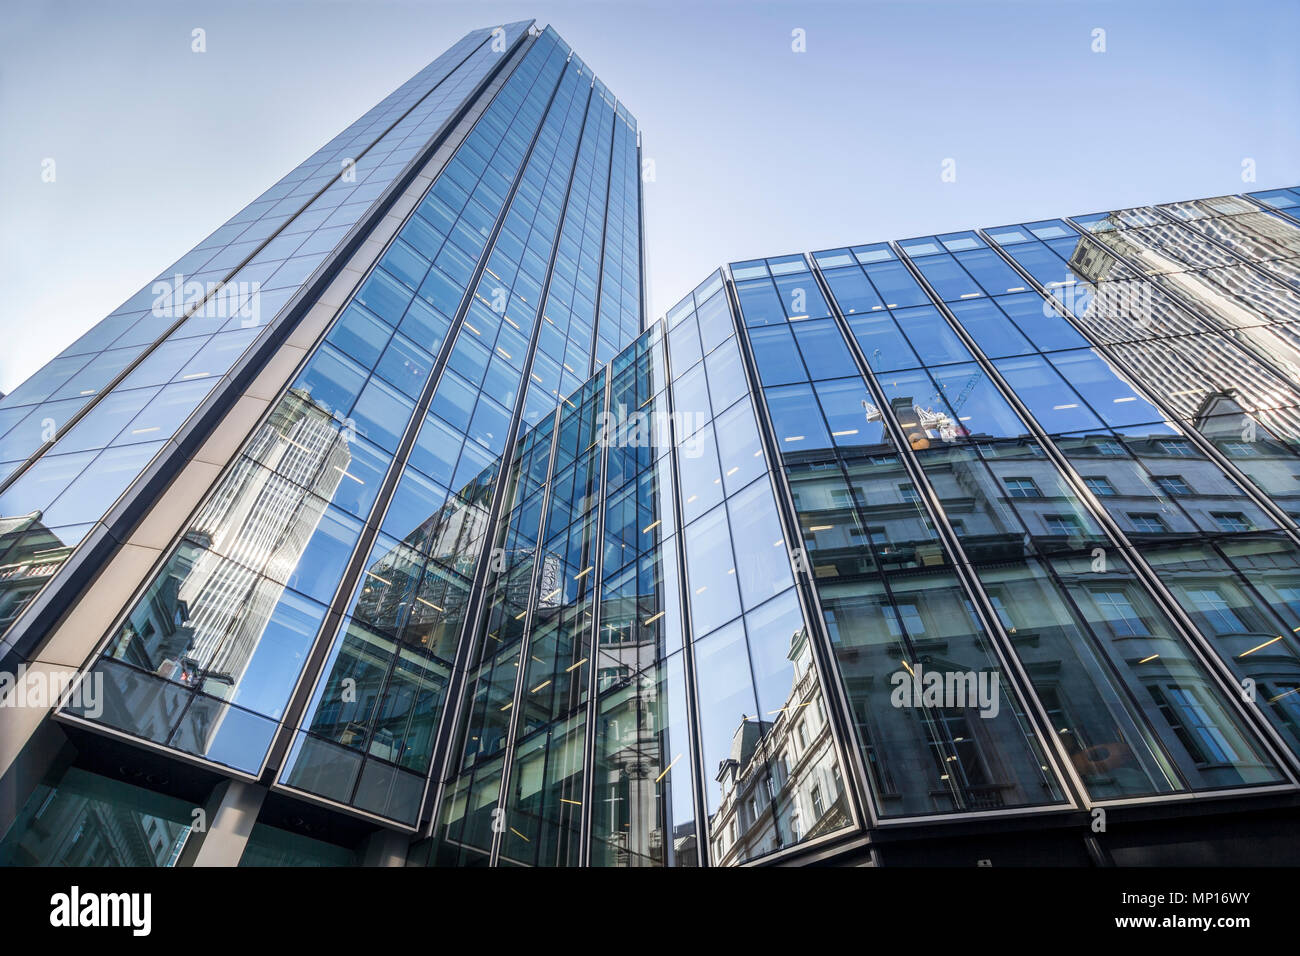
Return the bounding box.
[290,457,500,817]
[114,389,349,695]
[0,513,74,636]
[835,397,1290,554]
[784,409,1289,808]
[0,768,189,867]
[1193,392,1300,518]
[1067,218,1300,438]
[1077,212,1300,323]
[591,660,681,867]
[589,539,692,867]
[710,628,847,865]
[526,551,562,611]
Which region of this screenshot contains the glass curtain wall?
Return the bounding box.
[977,214,1300,761]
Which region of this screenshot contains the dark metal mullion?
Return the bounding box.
[486,414,575,864]
[966,234,1300,781]
[0,28,506,497]
[635,136,649,333]
[668,302,795,858]
[1037,547,1196,793]
[839,267,997,600]
[570,99,628,864]
[801,259,1084,811]
[584,99,621,378]
[680,291,791,857]
[409,50,598,839]
[734,271,902,814]
[719,273,876,839]
[539,92,625,864]
[658,307,712,867]
[429,407,560,851]
[485,406,564,865]
[775,268,913,600]
[802,262,1046,804]
[578,373,613,864]
[267,35,566,794]
[419,58,590,835]
[484,469,574,866]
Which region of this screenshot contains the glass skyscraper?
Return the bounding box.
[2,21,1300,867]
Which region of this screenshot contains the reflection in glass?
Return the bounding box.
[0,767,193,867]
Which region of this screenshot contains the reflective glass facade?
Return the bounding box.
[3,21,1300,869]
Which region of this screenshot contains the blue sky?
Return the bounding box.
[2,0,1297,393]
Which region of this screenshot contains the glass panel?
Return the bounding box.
[0,767,193,866]
[591,652,698,867]
[239,822,360,866]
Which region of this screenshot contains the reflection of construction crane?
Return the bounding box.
[862,371,976,449]
[862,398,960,448]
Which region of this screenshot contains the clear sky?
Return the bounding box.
[2,0,1297,394]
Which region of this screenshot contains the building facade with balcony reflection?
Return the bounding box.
[4,19,1300,866]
